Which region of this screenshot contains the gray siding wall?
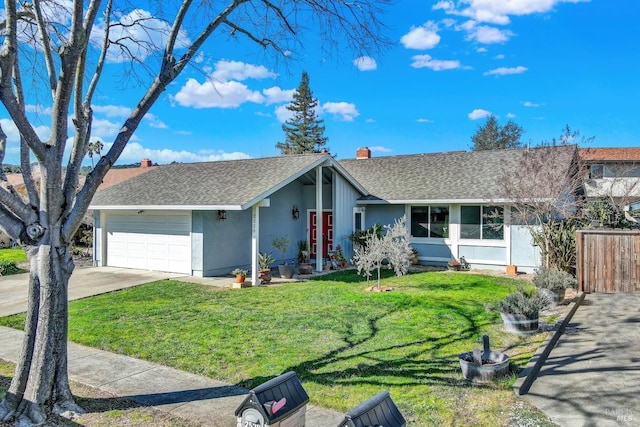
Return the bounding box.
[259,181,307,265]
[510,225,540,273]
[333,173,362,260]
[201,209,253,276]
[302,184,332,209]
[458,245,506,263]
[363,205,405,228]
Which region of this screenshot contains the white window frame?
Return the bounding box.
[460,205,505,241]
[409,205,450,240]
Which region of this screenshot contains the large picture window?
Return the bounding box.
[460,205,504,240]
[410,206,449,238]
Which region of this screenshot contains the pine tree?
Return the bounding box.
[276,71,328,154]
[471,115,524,151]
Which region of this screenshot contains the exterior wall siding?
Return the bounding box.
[333,172,362,260]
[203,209,253,276]
[509,225,540,273]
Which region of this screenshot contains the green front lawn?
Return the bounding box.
[0,248,26,263]
[0,270,553,426]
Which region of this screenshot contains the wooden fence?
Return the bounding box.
[577,229,640,293]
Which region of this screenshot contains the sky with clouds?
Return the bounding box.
[2,0,639,165]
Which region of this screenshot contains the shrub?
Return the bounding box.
[0,260,21,276]
[533,267,577,292]
[495,287,551,316]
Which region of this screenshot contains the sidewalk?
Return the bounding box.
[0,326,344,426]
[516,293,640,427]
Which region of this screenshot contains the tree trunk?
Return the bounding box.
[0,243,83,425]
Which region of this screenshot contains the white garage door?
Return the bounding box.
[106,211,192,274]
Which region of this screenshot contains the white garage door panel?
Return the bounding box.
[106,212,192,274]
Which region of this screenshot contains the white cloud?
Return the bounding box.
[0,118,50,145]
[92,9,190,63]
[90,118,122,138]
[262,86,295,105]
[194,52,205,64]
[484,65,528,76]
[172,78,265,108]
[523,101,542,107]
[410,54,462,71]
[92,104,132,118]
[494,54,505,59]
[476,47,488,53]
[433,0,588,25]
[468,109,491,120]
[400,22,441,49]
[322,102,359,121]
[365,118,375,123]
[275,105,294,123]
[25,105,52,115]
[417,118,434,123]
[102,141,251,165]
[467,25,513,44]
[144,113,168,129]
[212,60,277,82]
[506,112,516,118]
[369,146,392,153]
[353,56,377,71]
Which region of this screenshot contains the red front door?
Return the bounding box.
[309,211,333,259]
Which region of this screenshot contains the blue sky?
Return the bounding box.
[2,0,639,165]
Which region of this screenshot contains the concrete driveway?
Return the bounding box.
[0,267,182,317]
[522,293,640,426]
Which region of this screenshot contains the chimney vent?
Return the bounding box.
[356,147,371,159]
[140,159,153,168]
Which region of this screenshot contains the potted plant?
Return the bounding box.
[459,335,510,383]
[272,236,294,279]
[533,267,577,305]
[410,247,419,265]
[494,287,551,334]
[297,240,313,275]
[231,268,248,284]
[258,252,275,284]
[447,258,461,271]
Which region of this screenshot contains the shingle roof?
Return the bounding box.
[90,154,333,209]
[340,146,577,202]
[579,147,640,162]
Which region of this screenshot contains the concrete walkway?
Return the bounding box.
[519,293,640,427]
[0,267,344,426]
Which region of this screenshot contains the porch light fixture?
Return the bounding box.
[218,210,227,221]
[292,206,300,220]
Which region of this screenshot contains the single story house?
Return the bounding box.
[90,145,578,279]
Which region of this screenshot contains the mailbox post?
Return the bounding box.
[235,371,309,427]
[338,391,406,427]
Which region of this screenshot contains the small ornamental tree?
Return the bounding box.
[352,215,412,289]
[276,71,328,154]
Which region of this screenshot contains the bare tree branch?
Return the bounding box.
[33,0,58,98]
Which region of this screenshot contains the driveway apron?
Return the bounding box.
[523,293,640,427]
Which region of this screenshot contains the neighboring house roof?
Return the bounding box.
[90,153,366,210]
[579,147,640,162]
[97,162,157,191]
[340,145,578,203]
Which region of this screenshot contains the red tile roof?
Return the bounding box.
[579,148,640,162]
[97,165,156,191]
